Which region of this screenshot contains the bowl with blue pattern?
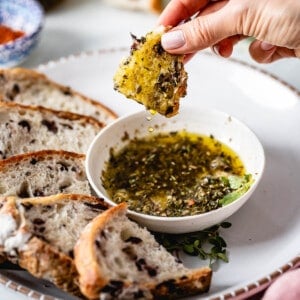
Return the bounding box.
[0,0,44,67]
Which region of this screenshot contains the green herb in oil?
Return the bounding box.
[102,131,252,217]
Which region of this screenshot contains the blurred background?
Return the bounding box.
[17,0,298,90]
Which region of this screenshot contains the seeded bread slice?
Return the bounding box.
[0,68,117,124]
[0,194,109,295]
[74,203,212,299]
[0,150,90,198]
[0,102,104,159]
[113,26,187,117]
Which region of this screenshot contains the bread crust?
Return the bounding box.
[0,150,85,170]
[0,67,117,123]
[19,237,82,296]
[21,193,108,208]
[0,101,104,128]
[147,267,212,299]
[74,204,126,299]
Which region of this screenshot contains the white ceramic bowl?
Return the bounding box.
[86,108,265,233]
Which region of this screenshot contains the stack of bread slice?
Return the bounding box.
[0,68,212,299]
[0,68,116,123]
[0,68,116,297]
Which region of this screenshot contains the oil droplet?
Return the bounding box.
[148,126,154,133]
[149,109,157,115]
[146,109,157,121]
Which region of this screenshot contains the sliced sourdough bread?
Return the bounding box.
[0,102,104,159]
[0,150,91,198]
[0,194,109,295]
[74,203,212,300]
[0,68,117,124]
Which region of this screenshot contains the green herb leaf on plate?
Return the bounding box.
[154,221,231,267]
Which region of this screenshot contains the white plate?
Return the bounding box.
[1,49,299,300]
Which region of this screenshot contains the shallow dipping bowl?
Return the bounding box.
[86,108,265,233]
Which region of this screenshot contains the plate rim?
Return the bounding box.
[1,48,299,300]
[36,47,300,98]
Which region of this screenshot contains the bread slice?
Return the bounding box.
[0,194,109,295]
[104,0,164,13]
[0,68,117,124]
[0,102,104,159]
[74,203,212,299]
[113,26,187,117]
[0,150,91,198]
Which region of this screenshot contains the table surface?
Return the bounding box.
[0,0,299,299]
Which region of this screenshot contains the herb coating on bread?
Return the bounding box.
[113,27,187,117]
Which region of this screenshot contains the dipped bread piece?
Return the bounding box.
[74,203,212,299]
[113,26,187,117]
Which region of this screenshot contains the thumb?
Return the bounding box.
[161,4,237,54]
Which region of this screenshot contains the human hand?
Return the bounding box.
[158,0,300,63]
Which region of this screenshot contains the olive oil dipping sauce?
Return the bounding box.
[101,131,253,217]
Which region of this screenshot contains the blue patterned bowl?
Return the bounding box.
[0,0,44,67]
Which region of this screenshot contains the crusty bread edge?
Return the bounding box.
[0,101,104,129]
[147,266,212,299]
[19,237,82,296]
[0,150,85,169]
[74,203,128,299]
[21,193,108,208]
[0,68,118,121]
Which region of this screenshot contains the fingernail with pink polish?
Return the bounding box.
[260,42,275,51]
[161,31,185,50]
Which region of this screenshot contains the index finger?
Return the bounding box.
[158,0,210,26]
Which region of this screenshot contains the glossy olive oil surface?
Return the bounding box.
[101,131,252,217]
